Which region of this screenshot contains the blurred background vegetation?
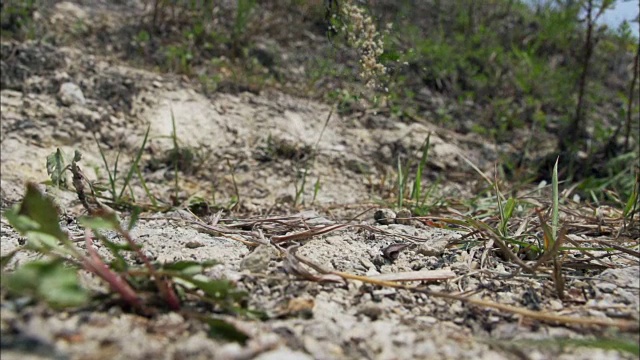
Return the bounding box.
[2,0,638,203]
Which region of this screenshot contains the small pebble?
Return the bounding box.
[374,208,396,225]
[185,241,204,249]
[58,82,86,106]
[395,208,412,225]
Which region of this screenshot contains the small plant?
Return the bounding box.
[335,0,387,89]
[46,148,71,188]
[622,174,639,231]
[294,108,333,206]
[2,179,255,340]
[91,125,154,208]
[394,134,441,215]
[231,0,257,56]
[165,44,194,74]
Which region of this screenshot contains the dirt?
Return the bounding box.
[1,2,639,360]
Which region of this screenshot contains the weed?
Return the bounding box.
[622,174,639,231]
[335,0,387,89]
[294,165,310,207]
[91,125,153,208]
[231,0,257,53]
[410,134,431,209]
[396,155,408,209]
[393,134,441,215]
[294,108,334,207]
[45,148,71,188]
[2,179,255,339]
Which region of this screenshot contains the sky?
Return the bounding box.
[600,0,639,37]
[524,0,640,38]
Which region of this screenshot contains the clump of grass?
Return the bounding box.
[92,125,157,209]
[394,133,441,214]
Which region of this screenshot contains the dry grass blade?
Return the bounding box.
[271,223,349,244]
[530,217,566,273]
[369,270,456,282]
[282,245,346,285]
[465,217,535,274]
[287,247,638,332]
[596,240,640,259]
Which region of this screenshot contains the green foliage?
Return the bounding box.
[577,151,637,204]
[394,134,442,215]
[46,149,69,188]
[0,0,37,39]
[2,183,253,334]
[495,336,640,357]
[92,125,152,207]
[410,134,433,212]
[232,0,257,44]
[380,0,637,175]
[4,259,89,309]
[5,183,72,252]
[3,184,86,308]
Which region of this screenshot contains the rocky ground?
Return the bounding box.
[1,2,639,359]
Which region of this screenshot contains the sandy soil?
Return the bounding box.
[1,2,638,360]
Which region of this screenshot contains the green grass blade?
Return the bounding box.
[623,182,638,218]
[412,133,431,204]
[113,149,121,193]
[118,125,151,201]
[295,166,308,206]
[94,134,116,200]
[552,157,559,244]
[397,156,404,208]
[135,164,158,208]
[496,180,506,236]
[312,177,321,204]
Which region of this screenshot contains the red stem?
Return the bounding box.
[84,230,143,309]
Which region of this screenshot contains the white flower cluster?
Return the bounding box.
[340,1,386,89]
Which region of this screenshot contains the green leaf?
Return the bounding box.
[204,317,250,344]
[161,260,218,276]
[39,265,89,308]
[504,198,516,222]
[78,214,120,231]
[7,183,66,242]
[184,277,232,300]
[6,260,88,308]
[623,187,638,218]
[97,235,134,272]
[128,206,141,231]
[24,232,61,251]
[412,133,431,203]
[4,209,40,233]
[118,125,151,201]
[46,149,67,188]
